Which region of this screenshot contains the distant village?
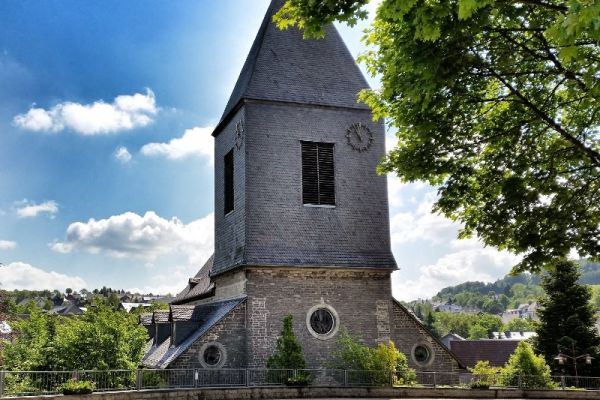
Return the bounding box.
[0,287,172,341]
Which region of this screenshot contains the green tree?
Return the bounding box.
[501,341,554,389]
[49,303,147,371]
[505,317,537,332]
[535,260,600,376]
[274,0,600,273]
[267,314,306,370]
[3,308,54,371]
[4,304,147,371]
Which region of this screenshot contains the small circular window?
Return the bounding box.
[411,343,434,366]
[199,342,227,368]
[203,345,221,366]
[310,308,334,335]
[306,303,339,340]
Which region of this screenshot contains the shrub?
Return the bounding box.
[469,361,500,389]
[500,341,555,389]
[327,329,416,386]
[470,380,491,389]
[60,379,95,395]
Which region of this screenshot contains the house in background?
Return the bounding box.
[450,340,520,368]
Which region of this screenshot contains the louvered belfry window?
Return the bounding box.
[301,141,335,206]
[224,150,234,214]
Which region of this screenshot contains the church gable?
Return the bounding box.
[390,300,465,372]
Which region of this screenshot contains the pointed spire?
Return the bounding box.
[219,0,370,125]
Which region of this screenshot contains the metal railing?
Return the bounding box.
[1,369,600,397]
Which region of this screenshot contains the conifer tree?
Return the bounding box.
[535,260,600,376]
[267,314,306,370]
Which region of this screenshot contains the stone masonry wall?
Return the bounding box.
[169,301,247,369]
[246,268,393,368]
[245,267,461,373]
[390,301,462,373]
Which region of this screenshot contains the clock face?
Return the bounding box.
[346,123,373,152]
[235,120,244,150]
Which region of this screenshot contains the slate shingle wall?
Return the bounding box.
[214,107,247,273]
[242,101,396,270]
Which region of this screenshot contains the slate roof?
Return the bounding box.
[142,297,245,369]
[215,0,370,136]
[171,255,214,305]
[170,305,205,322]
[152,310,169,324]
[450,340,520,368]
[139,313,153,325]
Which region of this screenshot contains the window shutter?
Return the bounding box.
[301,141,335,206]
[302,142,319,204]
[317,143,335,205]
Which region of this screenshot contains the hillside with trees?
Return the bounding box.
[405,261,600,340]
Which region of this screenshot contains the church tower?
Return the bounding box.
[143,0,463,375]
[212,0,396,274]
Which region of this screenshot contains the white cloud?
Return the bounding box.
[114,146,132,163]
[0,240,16,250]
[13,89,157,135]
[141,126,214,163]
[0,262,86,291]
[127,265,200,296]
[52,211,214,264]
[16,200,59,218]
[392,246,520,301]
[390,194,460,245]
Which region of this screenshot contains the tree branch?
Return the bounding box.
[469,49,600,166]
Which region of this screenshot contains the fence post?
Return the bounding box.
[432,372,437,388]
[389,370,393,386]
[0,371,5,398]
[517,375,522,389]
[136,369,142,391]
[246,369,250,387]
[344,370,348,387]
[72,370,79,381]
[561,375,565,390]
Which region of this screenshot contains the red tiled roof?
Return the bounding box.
[450,340,520,368]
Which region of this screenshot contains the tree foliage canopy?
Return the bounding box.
[275,0,600,272]
[3,304,148,371]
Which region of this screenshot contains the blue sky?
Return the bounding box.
[0,0,519,300]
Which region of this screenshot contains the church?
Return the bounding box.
[142,0,463,374]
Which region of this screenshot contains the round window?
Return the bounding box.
[310,308,334,335]
[412,344,433,366]
[203,345,221,366]
[199,342,227,368]
[306,303,339,340]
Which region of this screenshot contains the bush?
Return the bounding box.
[285,372,312,386]
[327,329,416,386]
[60,379,95,395]
[469,360,500,388]
[141,370,168,388]
[500,341,555,389]
[470,380,490,389]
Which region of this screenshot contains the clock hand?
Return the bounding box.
[355,131,363,142]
